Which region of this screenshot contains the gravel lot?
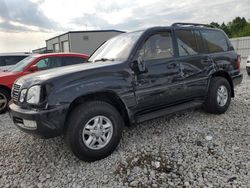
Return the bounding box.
[0,69,249,188]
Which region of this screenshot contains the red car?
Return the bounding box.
[0,53,89,113]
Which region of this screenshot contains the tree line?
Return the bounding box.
[210,17,250,38]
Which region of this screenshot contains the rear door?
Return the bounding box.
[174,29,215,100]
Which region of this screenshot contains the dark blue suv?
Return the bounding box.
[10,23,243,162]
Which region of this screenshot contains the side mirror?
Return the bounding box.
[28,65,38,72]
[131,56,148,74]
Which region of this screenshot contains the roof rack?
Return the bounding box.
[171,23,215,28]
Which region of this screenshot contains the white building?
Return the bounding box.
[33,30,124,55]
[230,36,250,59]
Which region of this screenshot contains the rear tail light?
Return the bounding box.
[236,55,241,71]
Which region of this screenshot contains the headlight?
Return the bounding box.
[26,85,41,104]
[19,89,27,103]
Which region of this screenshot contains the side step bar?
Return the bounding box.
[135,101,203,123]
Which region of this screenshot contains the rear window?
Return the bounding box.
[201,30,229,53]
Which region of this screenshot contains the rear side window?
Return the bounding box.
[62,57,86,66]
[201,30,229,53]
[176,29,201,56]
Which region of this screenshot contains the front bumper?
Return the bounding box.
[232,74,243,87]
[9,102,69,138]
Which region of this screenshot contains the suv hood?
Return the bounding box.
[16,61,122,86]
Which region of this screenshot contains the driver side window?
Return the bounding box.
[138,32,174,61]
[36,58,49,70]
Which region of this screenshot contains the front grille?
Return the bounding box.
[12,84,21,102]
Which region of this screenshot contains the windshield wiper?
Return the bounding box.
[94,58,115,62]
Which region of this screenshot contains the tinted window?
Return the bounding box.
[36,57,62,70]
[0,57,5,66]
[36,58,49,70]
[6,56,27,65]
[139,32,174,61]
[201,30,229,53]
[0,56,27,66]
[62,57,86,66]
[193,30,205,53]
[176,30,199,56]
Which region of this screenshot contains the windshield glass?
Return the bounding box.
[89,31,143,62]
[7,56,36,72]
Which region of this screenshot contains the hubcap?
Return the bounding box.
[0,93,7,111]
[217,85,228,107]
[82,116,113,150]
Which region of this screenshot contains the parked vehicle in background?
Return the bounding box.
[9,23,242,162]
[0,53,89,113]
[0,52,30,71]
[246,55,250,75]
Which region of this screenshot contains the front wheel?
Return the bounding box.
[0,88,10,114]
[204,77,231,114]
[65,101,124,162]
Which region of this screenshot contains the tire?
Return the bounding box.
[247,71,250,76]
[204,77,231,114]
[65,101,124,162]
[0,88,10,114]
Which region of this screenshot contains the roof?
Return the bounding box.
[31,52,89,58]
[46,29,125,42]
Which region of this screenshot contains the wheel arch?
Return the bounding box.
[0,85,11,95]
[210,71,234,97]
[64,91,131,130]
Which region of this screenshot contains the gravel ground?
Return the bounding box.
[0,69,249,188]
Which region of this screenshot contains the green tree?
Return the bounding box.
[220,22,231,37]
[210,22,220,28]
[210,17,250,38]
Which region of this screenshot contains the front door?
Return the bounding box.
[133,30,185,113]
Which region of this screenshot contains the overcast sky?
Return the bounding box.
[0,0,249,52]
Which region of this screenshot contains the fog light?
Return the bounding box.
[23,119,37,130]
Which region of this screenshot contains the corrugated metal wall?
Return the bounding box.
[230,36,250,59]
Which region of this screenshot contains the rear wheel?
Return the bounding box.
[65,101,124,162]
[204,77,231,114]
[0,88,10,114]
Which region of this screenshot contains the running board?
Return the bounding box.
[135,101,203,123]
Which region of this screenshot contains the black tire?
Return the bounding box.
[247,71,250,76]
[0,88,10,114]
[204,77,231,114]
[65,101,124,162]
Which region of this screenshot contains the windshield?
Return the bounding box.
[89,31,143,62]
[7,56,36,72]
